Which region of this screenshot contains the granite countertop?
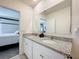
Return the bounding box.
[23,35,72,57]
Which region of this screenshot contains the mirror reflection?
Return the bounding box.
[40,0,71,35]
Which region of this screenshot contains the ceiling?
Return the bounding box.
[20,0,41,8]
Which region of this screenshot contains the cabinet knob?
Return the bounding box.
[67,55,72,59]
[40,55,44,58]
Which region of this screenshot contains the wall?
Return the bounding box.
[72,0,79,59]
[33,13,46,33]
[45,7,70,34]
[0,0,34,54]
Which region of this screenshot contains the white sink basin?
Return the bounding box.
[42,40,57,44]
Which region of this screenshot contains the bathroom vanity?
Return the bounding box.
[21,0,73,59]
[23,35,72,59]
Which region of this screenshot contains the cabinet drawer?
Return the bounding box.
[33,42,64,59]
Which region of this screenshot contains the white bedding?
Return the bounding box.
[0,33,19,46]
[0,33,19,37]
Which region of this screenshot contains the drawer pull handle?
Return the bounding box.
[67,55,72,59]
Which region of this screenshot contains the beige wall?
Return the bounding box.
[33,13,45,33]
[72,0,79,59]
[0,0,34,54]
[32,13,40,33]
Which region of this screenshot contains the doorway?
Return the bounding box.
[0,6,20,59]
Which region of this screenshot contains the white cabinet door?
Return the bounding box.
[24,38,33,59]
[33,42,64,59]
[33,42,51,59]
[33,42,42,59]
[38,43,64,59]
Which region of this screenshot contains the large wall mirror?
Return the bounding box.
[40,0,72,35]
